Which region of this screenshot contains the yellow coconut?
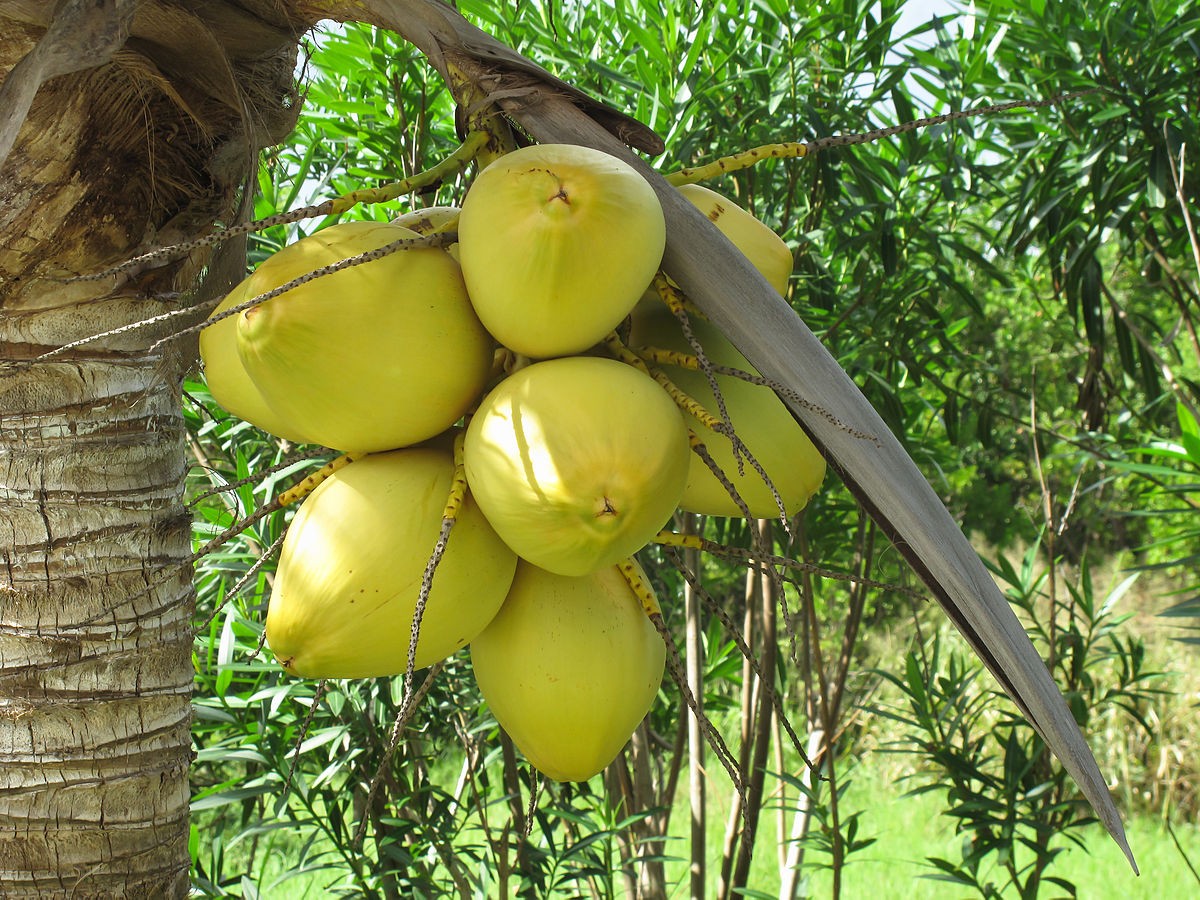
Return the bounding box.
[470,559,665,782]
[265,447,518,678]
[392,205,461,261]
[458,143,665,357]
[678,182,793,295]
[630,307,825,518]
[235,220,493,452]
[198,278,314,444]
[464,356,688,576]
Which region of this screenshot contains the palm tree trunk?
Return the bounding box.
[0,3,302,894]
[1,319,197,896]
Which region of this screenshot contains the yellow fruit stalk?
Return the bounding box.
[265,447,517,678]
[470,559,665,782]
[227,220,493,452]
[463,355,689,576]
[457,143,666,357]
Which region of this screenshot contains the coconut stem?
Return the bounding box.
[663,92,1098,187]
[278,452,366,506]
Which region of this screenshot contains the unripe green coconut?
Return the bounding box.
[199,278,314,444]
[458,143,666,357]
[471,559,665,782]
[630,307,825,518]
[266,447,518,678]
[464,356,688,576]
[234,220,493,452]
[678,183,793,295]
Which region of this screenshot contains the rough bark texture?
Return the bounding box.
[0,3,303,895]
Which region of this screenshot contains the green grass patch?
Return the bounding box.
[654,761,1199,898]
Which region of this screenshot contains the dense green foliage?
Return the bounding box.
[186,1,1200,896]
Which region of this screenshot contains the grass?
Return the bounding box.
[644,751,1178,896]
[685,764,1200,898]
[194,750,1200,898]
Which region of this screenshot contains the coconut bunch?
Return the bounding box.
[198,143,825,782]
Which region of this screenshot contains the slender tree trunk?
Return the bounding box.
[0,3,301,894]
[778,727,826,899]
[684,514,706,899]
[730,520,778,890]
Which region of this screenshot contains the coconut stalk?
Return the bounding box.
[320,0,1137,872]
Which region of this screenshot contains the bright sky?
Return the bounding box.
[894,0,962,43]
[886,0,969,109]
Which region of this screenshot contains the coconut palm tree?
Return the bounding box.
[1,0,1135,893]
[0,2,303,892]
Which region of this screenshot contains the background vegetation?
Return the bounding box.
[185,0,1200,896]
